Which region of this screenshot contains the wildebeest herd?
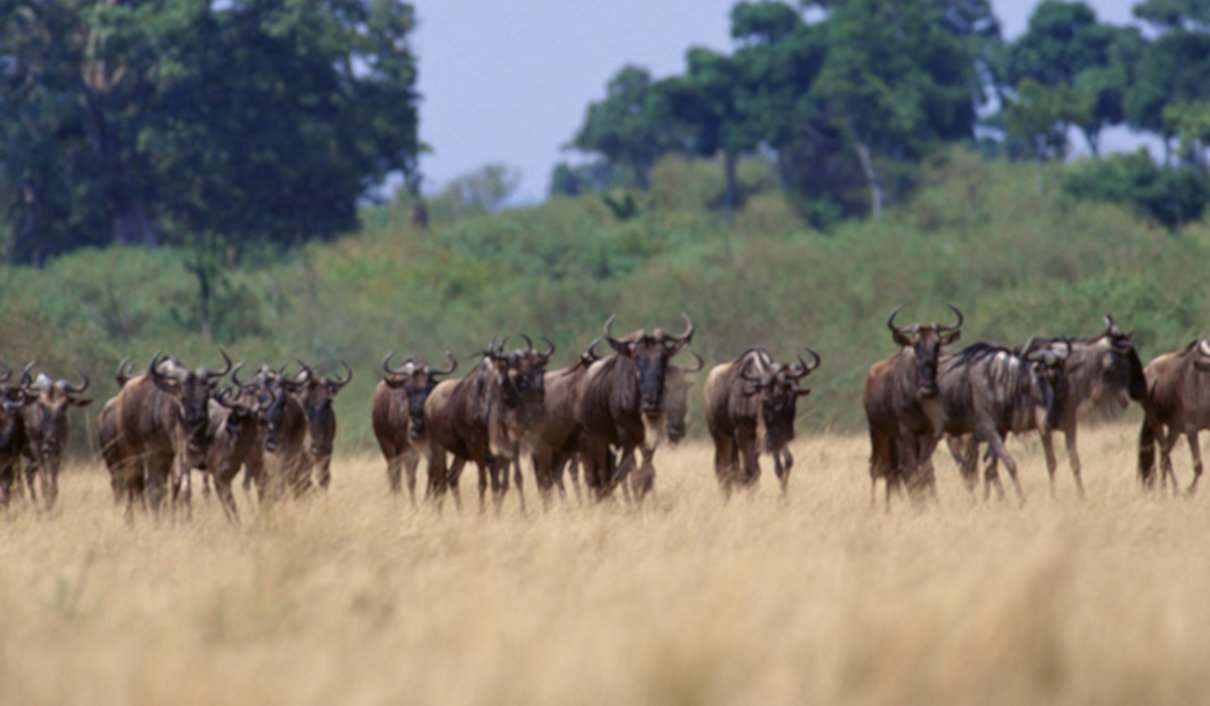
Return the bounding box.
[1,309,1206,518]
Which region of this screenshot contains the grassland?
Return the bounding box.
[2,422,1208,706]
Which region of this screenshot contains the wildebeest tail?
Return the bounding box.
[1138,419,1156,486]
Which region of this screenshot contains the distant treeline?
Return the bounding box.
[558,0,1210,231]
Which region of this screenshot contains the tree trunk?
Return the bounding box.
[112,199,159,247]
[1081,127,1100,160]
[850,136,882,220]
[722,150,738,220]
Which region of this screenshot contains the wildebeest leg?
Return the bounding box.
[0,461,13,507]
[956,436,979,497]
[632,447,656,503]
[1184,430,1203,496]
[713,432,736,499]
[511,450,528,515]
[1159,426,1180,496]
[1039,430,1064,499]
[566,455,583,504]
[171,460,193,520]
[315,455,332,491]
[772,449,790,496]
[200,473,212,501]
[983,428,1024,506]
[1064,427,1084,501]
[476,460,491,514]
[214,469,239,524]
[145,453,173,515]
[401,450,420,507]
[23,460,38,504]
[385,453,404,494]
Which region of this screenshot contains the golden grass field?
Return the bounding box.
[2,423,1209,706]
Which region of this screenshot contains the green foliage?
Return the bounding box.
[1063,151,1208,231]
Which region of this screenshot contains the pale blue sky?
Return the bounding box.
[412,0,1138,200]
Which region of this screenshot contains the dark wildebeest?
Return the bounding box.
[98,351,232,515]
[705,347,820,498]
[425,337,551,513]
[293,359,353,491]
[948,315,1145,498]
[200,386,271,521]
[575,313,695,502]
[0,365,37,507]
[235,364,309,502]
[529,340,603,507]
[371,352,457,504]
[1138,338,1210,495]
[863,306,963,508]
[19,367,93,510]
[935,339,1072,503]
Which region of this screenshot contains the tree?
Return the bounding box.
[569,66,686,189]
[1134,0,1210,32]
[0,0,422,263]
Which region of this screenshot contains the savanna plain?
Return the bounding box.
[1,423,1207,706]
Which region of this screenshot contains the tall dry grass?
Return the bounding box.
[1,424,1207,706]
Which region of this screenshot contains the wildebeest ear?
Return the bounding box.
[70,397,93,407]
[941,330,961,345]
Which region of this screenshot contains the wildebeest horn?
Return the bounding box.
[329,361,353,388]
[383,352,412,376]
[681,351,705,372]
[585,338,604,360]
[207,349,234,379]
[887,307,907,335]
[295,359,316,383]
[0,361,11,383]
[739,358,763,384]
[149,352,176,388]
[64,370,89,395]
[940,304,964,332]
[521,334,534,352]
[1104,314,1116,332]
[603,314,619,343]
[432,352,458,376]
[674,312,694,343]
[540,337,556,359]
[795,348,822,376]
[1021,337,1036,356]
[231,363,254,389]
[214,386,239,409]
[115,358,134,385]
[20,360,36,387]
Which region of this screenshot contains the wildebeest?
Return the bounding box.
[293,359,353,491]
[425,337,550,513]
[19,367,92,509]
[705,347,820,497]
[863,306,963,507]
[1138,338,1210,495]
[200,386,270,520]
[371,352,457,503]
[98,351,233,515]
[529,340,603,507]
[235,364,309,502]
[0,365,36,507]
[575,313,695,502]
[935,339,1072,503]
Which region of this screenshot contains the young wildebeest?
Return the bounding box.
[935,339,1071,503]
[863,305,963,508]
[244,367,310,502]
[19,367,92,510]
[199,386,270,521]
[293,359,353,491]
[705,347,819,498]
[575,313,695,502]
[950,315,1145,498]
[0,365,37,507]
[1138,338,1210,495]
[98,352,232,516]
[371,352,457,504]
[488,336,554,514]
[425,337,550,513]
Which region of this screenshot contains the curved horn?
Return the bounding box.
[115,358,134,384]
[682,351,705,373]
[886,306,907,335]
[603,314,619,343]
[329,360,353,387]
[64,369,90,395]
[295,359,316,383]
[432,352,458,376]
[585,338,604,361]
[674,312,694,343]
[540,337,556,359]
[232,363,253,389]
[214,386,240,410]
[521,334,534,352]
[739,357,764,383]
[383,352,411,376]
[20,360,36,386]
[1104,313,1117,332]
[207,349,234,379]
[1021,337,1036,357]
[796,348,821,376]
[940,304,964,332]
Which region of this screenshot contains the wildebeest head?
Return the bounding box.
[383,351,457,441]
[604,313,695,419]
[20,365,92,478]
[256,374,297,454]
[149,350,232,466]
[664,351,704,443]
[741,349,820,451]
[0,364,36,446]
[1020,338,1074,430]
[497,335,554,427]
[292,360,352,459]
[887,305,963,398]
[211,385,267,462]
[1095,314,1147,404]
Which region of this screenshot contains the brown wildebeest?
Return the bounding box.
[0,365,37,507]
[935,339,1072,503]
[293,359,353,491]
[949,315,1145,498]
[19,366,92,509]
[530,340,603,507]
[575,313,695,502]
[236,365,309,502]
[488,335,554,514]
[371,351,457,503]
[1138,338,1210,495]
[863,305,963,508]
[200,386,271,520]
[705,347,820,498]
[99,351,233,516]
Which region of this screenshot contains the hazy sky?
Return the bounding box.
[413,0,1139,200]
